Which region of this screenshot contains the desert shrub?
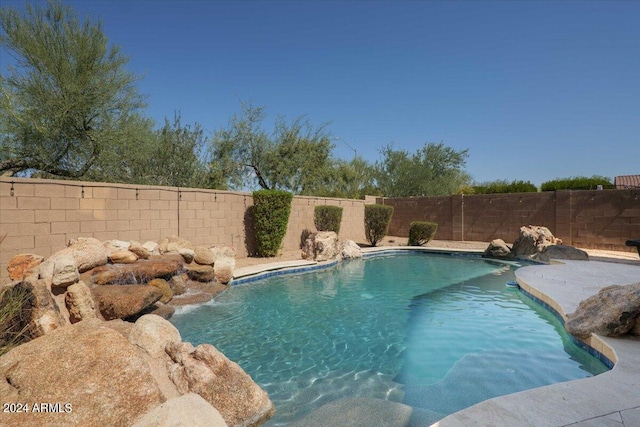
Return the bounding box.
[252,189,293,257]
[408,221,438,246]
[541,175,614,191]
[314,205,343,234]
[364,204,394,246]
[473,180,538,194]
[0,282,34,357]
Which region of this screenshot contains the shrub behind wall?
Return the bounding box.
[252,189,293,257]
[408,221,438,246]
[314,205,343,234]
[364,204,394,246]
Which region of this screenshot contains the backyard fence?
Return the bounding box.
[1,177,638,279]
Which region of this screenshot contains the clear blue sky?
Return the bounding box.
[3,0,639,186]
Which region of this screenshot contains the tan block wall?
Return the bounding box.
[0,177,367,280]
[380,189,640,252]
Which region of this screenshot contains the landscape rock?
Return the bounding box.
[64,237,109,272]
[341,240,363,259]
[132,393,228,427]
[533,245,589,263]
[214,256,235,285]
[302,231,340,261]
[212,246,236,262]
[0,319,165,427]
[127,302,176,320]
[179,248,195,264]
[91,258,183,286]
[65,281,97,323]
[104,239,131,254]
[148,278,174,303]
[566,282,640,339]
[166,341,275,427]
[511,225,562,258]
[185,264,216,282]
[7,254,43,281]
[483,239,513,259]
[109,249,139,264]
[51,254,80,288]
[142,241,159,255]
[159,236,194,254]
[92,285,164,320]
[194,246,215,265]
[130,241,151,259]
[128,314,182,358]
[169,273,188,295]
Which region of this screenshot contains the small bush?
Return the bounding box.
[0,282,34,357]
[364,204,394,247]
[252,189,293,257]
[408,221,438,246]
[314,205,343,234]
[541,175,614,191]
[473,180,538,194]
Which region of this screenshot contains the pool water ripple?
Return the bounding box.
[171,254,608,425]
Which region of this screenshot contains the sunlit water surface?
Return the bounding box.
[171,254,608,425]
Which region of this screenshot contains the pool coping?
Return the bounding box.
[230,248,640,426]
[434,259,640,427]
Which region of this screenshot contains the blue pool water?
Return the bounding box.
[171,253,608,425]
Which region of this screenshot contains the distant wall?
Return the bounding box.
[0,177,367,279]
[378,189,640,252]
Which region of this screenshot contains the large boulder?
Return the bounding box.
[185,264,216,282]
[147,278,174,304]
[0,319,165,427]
[129,314,181,358]
[159,236,194,254]
[65,281,98,323]
[341,240,363,259]
[483,239,513,259]
[92,285,164,320]
[91,258,183,286]
[194,246,215,266]
[166,341,275,427]
[511,225,562,258]
[109,249,139,264]
[6,254,43,281]
[302,231,340,262]
[132,393,228,427]
[130,241,151,260]
[566,283,640,339]
[533,245,589,263]
[213,248,236,285]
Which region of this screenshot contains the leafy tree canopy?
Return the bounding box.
[374,142,470,197]
[208,101,335,194]
[0,0,145,177]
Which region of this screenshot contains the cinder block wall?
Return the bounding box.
[379,189,640,252]
[0,177,367,279]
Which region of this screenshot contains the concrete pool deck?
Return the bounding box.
[232,246,640,426]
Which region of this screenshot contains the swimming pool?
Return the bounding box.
[171,253,609,425]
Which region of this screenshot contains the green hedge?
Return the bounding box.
[473,180,538,194]
[408,221,438,246]
[252,189,293,257]
[541,175,614,191]
[314,205,343,234]
[364,204,394,247]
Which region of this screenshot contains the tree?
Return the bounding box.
[85,113,209,188]
[314,157,381,199]
[0,1,144,177]
[208,102,334,193]
[374,142,471,197]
